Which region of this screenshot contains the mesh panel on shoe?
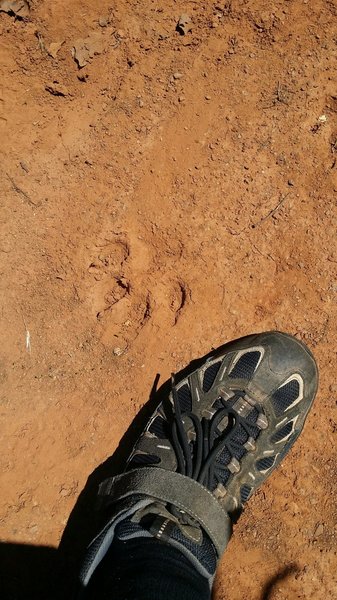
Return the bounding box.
[116,519,147,540]
[272,380,300,416]
[232,425,249,445]
[149,416,168,439]
[214,466,230,485]
[246,407,259,425]
[240,484,252,503]
[271,421,293,443]
[170,524,217,574]
[229,425,249,460]
[217,447,232,466]
[256,456,275,471]
[214,407,262,486]
[229,351,260,380]
[177,384,192,412]
[230,445,246,460]
[203,362,221,392]
[116,517,217,575]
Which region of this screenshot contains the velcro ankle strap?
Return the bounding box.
[98,467,232,556]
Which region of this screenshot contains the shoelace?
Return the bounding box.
[170,375,262,490]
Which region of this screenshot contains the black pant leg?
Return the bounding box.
[83,538,211,600]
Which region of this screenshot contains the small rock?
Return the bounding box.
[176,14,192,35]
[205,95,211,100]
[72,32,105,68]
[288,179,295,186]
[47,40,65,59]
[178,95,185,103]
[99,16,108,27]
[173,72,183,79]
[20,161,29,173]
[0,0,30,18]
[113,347,124,356]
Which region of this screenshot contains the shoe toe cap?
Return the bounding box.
[247,331,318,407]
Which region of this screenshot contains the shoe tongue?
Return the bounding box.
[144,512,203,545]
[131,501,203,544]
[115,499,217,579]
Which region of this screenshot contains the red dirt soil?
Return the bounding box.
[1,1,337,598]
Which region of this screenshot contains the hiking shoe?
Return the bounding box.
[79,331,318,592]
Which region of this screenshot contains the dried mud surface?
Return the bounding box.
[1,1,337,598]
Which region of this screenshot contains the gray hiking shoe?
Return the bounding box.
[79,332,318,592]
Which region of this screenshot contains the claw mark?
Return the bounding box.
[142,293,152,324]
[96,277,130,319]
[171,280,191,325]
[135,293,153,335]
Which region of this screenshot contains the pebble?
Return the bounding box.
[177,14,192,35]
[173,72,183,80]
[205,95,211,100]
[113,347,124,356]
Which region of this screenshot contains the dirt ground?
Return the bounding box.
[1,0,337,598]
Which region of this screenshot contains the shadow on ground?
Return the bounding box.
[260,563,301,600]
[0,539,300,600]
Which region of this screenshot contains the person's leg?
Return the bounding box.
[77,332,318,599]
[85,538,211,600]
